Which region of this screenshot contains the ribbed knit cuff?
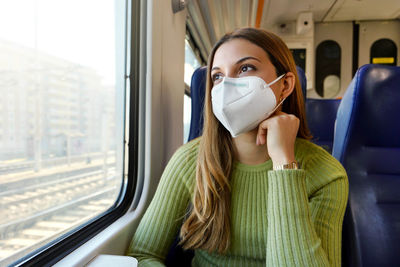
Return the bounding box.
[267,169,308,217]
[266,169,332,266]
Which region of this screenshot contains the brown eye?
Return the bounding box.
[212,73,223,83]
[239,64,255,74]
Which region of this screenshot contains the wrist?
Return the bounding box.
[271,155,296,167]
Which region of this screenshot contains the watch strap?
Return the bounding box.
[273,161,300,170]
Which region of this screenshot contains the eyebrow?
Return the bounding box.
[211,56,261,72]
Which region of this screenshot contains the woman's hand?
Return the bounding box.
[256,111,299,166]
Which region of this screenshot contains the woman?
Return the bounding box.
[127,28,348,267]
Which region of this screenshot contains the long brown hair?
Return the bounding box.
[180,28,312,253]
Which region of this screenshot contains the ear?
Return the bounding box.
[280,72,295,99]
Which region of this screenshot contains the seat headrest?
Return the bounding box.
[187,66,207,142]
[296,66,307,101]
[306,98,341,152]
[333,64,400,162]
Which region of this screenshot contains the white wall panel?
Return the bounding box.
[310,22,353,98]
[359,20,400,67]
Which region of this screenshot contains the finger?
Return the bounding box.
[266,110,287,121]
[257,119,270,145]
[256,111,291,145]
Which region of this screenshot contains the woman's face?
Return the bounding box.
[211,38,285,102]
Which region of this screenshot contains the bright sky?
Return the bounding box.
[0,0,120,84]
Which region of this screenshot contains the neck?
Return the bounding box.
[232,129,270,165]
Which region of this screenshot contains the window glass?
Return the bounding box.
[323,75,340,98]
[0,0,126,265]
[370,38,397,66]
[183,39,199,143]
[290,49,306,72]
[184,39,201,87]
[316,40,341,98]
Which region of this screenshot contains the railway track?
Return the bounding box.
[0,165,121,267]
[0,151,115,176]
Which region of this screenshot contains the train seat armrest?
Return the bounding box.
[86,255,138,267]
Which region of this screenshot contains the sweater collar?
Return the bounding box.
[233,159,272,173]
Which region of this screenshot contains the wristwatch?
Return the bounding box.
[273,161,300,170]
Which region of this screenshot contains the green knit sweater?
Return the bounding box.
[127,138,348,266]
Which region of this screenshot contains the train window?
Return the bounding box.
[183,39,200,143]
[0,0,131,265]
[370,38,397,66]
[184,39,201,87]
[290,49,306,73]
[316,40,341,98]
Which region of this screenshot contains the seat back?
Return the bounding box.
[306,98,341,153]
[296,66,307,101]
[187,66,207,142]
[332,64,400,267]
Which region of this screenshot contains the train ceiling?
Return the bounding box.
[186,0,400,60]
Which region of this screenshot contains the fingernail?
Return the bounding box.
[256,137,259,145]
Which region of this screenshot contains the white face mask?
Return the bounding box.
[211,74,285,137]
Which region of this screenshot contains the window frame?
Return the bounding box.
[11,0,140,266]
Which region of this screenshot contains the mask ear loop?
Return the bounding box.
[266,73,286,87]
[269,96,286,116]
[266,73,287,116]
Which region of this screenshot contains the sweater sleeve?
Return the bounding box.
[266,154,348,266]
[126,146,194,266]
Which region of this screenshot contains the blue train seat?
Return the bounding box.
[296,65,307,101]
[306,98,341,153]
[187,66,207,142]
[332,64,400,267]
